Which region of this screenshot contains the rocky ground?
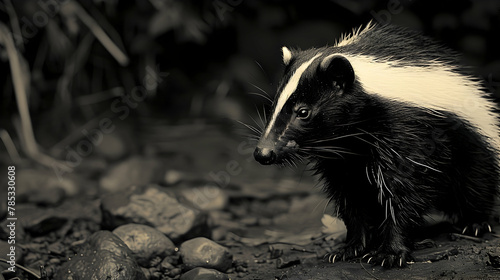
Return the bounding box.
[1,122,500,280]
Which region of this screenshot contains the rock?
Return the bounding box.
[276,257,301,269]
[0,206,62,240]
[165,169,185,185]
[15,169,79,205]
[180,185,228,211]
[101,186,208,242]
[113,223,176,267]
[71,157,108,178]
[0,198,101,243]
[55,231,146,280]
[17,209,68,236]
[211,227,228,242]
[99,156,167,193]
[240,217,258,226]
[180,237,232,272]
[205,210,238,241]
[180,267,229,280]
[161,258,183,278]
[488,252,500,268]
[95,131,129,161]
[140,267,151,280]
[31,187,67,206]
[161,258,175,270]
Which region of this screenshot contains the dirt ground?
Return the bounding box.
[229,228,500,280]
[2,123,500,280]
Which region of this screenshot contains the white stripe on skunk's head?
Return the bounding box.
[254,49,357,165]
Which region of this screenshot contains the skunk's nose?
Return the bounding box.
[254,147,276,165]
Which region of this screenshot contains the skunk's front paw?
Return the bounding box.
[324,242,366,263]
[362,249,413,268]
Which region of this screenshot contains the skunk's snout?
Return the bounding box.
[254,147,276,165]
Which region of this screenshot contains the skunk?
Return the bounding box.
[253,22,499,268]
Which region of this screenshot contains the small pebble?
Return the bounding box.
[165,170,184,185]
[211,226,229,241]
[180,267,229,280]
[241,217,258,226]
[180,237,233,272]
[235,265,247,272]
[15,169,78,201]
[233,259,249,268]
[276,258,301,269]
[180,185,228,211]
[49,258,61,265]
[269,246,283,259]
[487,253,500,268]
[170,268,182,277]
[161,258,175,271]
[113,223,175,267]
[99,156,166,192]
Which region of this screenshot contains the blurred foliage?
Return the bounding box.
[0,0,499,165]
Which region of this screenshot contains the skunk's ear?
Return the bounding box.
[319,54,355,90]
[282,46,292,66]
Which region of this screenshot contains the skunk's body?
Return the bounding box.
[253,23,500,267]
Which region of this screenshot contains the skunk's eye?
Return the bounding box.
[296,108,311,120]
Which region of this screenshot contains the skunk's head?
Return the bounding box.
[254,47,358,165]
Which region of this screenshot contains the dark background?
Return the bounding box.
[1,0,500,163]
[1,2,500,278]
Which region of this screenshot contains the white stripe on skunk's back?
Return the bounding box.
[348,54,500,153]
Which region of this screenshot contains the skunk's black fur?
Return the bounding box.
[254,23,500,268]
